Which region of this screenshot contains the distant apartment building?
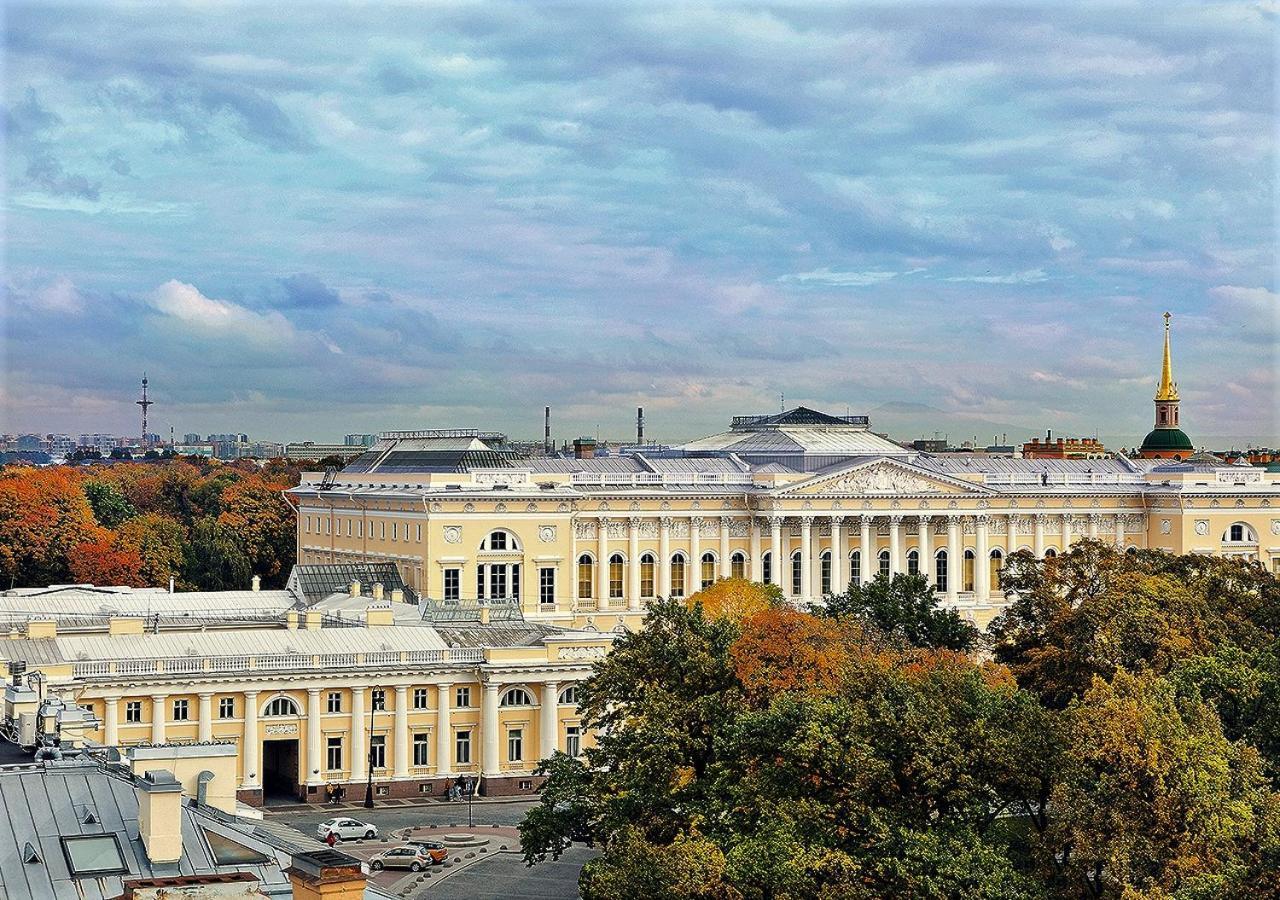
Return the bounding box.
[78,433,119,454]
[285,441,367,461]
[1023,434,1108,460]
[47,434,75,454]
[344,433,379,447]
[183,432,202,444]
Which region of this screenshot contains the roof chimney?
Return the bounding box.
[251,575,261,592]
[572,437,596,460]
[136,769,184,865]
[286,849,367,900]
[636,407,644,445]
[371,582,384,602]
[349,580,360,598]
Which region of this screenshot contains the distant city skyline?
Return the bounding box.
[3,3,1275,445]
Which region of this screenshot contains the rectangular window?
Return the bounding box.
[640,557,655,597]
[371,689,385,712]
[326,737,342,771]
[347,519,352,536]
[609,557,623,598]
[305,517,311,534]
[455,687,471,708]
[413,733,429,766]
[850,552,861,587]
[820,554,831,595]
[444,567,460,602]
[325,518,330,535]
[416,524,422,542]
[380,521,385,540]
[61,834,128,877]
[172,699,189,721]
[125,701,142,723]
[392,522,398,541]
[539,567,555,607]
[490,564,508,599]
[791,554,802,596]
[935,554,949,593]
[671,556,685,598]
[358,520,363,538]
[456,730,471,764]
[578,557,593,599]
[218,697,234,718]
[508,728,523,762]
[413,688,428,710]
[327,692,342,713]
[476,565,486,600]
[370,735,386,769]
[701,555,715,590]
[566,725,581,758]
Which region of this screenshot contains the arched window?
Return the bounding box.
[878,549,890,578]
[990,548,1003,590]
[481,529,520,551]
[500,688,532,707]
[730,551,747,580]
[264,696,299,717]
[609,554,624,599]
[820,550,832,595]
[790,551,803,596]
[935,549,948,593]
[700,552,716,590]
[850,550,861,587]
[640,553,656,597]
[906,549,920,577]
[1224,523,1257,543]
[1126,546,1138,556]
[761,551,772,585]
[670,554,686,598]
[577,554,594,599]
[1044,548,1057,559]
[558,685,580,706]
[963,550,975,592]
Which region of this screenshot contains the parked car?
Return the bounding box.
[402,840,449,864]
[368,845,434,872]
[316,817,378,843]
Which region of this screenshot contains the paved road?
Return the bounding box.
[266,798,539,835]
[424,845,597,899]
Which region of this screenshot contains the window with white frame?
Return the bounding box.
[670,554,686,598]
[820,551,831,594]
[640,553,656,597]
[565,725,581,758]
[326,737,342,771]
[265,696,299,717]
[701,552,716,590]
[878,550,890,578]
[730,551,746,580]
[850,550,861,587]
[558,685,580,706]
[369,735,386,769]
[125,701,142,723]
[508,728,523,762]
[327,692,341,713]
[791,551,802,595]
[218,697,234,718]
[761,551,771,585]
[413,688,428,710]
[370,689,385,712]
[456,730,471,764]
[455,687,471,708]
[172,699,189,721]
[577,555,594,599]
[444,567,460,602]
[907,549,920,576]
[608,554,624,598]
[500,688,532,707]
[413,733,429,767]
[935,550,948,593]
[539,567,556,606]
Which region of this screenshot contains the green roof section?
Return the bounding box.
[1139,427,1194,452]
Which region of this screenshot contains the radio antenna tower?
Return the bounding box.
[136,374,154,450]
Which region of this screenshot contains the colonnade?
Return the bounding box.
[582,511,1135,607]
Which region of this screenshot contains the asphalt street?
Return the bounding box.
[269,797,540,834]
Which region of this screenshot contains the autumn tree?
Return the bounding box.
[0,467,100,586]
[1043,670,1280,897]
[687,576,782,623]
[217,477,296,586]
[117,513,188,587]
[182,516,253,591]
[68,536,144,585]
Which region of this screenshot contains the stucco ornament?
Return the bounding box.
[1194,520,1209,536]
[827,465,945,494]
[1160,519,1172,534]
[538,525,557,543]
[1271,520,1280,536]
[443,526,462,544]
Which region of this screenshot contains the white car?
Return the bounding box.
[316,817,378,842]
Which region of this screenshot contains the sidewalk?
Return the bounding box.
[261,793,538,815]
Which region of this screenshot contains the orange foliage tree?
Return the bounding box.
[731,606,875,701]
[0,467,100,586]
[687,577,781,624]
[68,537,144,586]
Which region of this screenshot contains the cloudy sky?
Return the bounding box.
[3,2,1275,447]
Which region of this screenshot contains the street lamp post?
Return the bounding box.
[466,775,474,827]
[363,686,381,809]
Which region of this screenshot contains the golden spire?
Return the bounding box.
[1155,311,1179,401]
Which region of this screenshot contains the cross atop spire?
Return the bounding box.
[1155,312,1179,402]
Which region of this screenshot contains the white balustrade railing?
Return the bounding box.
[72,645,485,678]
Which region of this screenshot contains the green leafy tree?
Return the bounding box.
[579,827,739,900]
[822,571,979,652]
[117,513,188,588]
[182,516,252,591]
[84,480,137,528]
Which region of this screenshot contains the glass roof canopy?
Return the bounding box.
[289,563,418,605]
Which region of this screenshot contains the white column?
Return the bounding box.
[799,516,812,600]
[243,691,260,789]
[946,516,961,602]
[659,517,672,598]
[628,517,641,610]
[151,694,167,745]
[888,516,903,576]
[860,515,873,584]
[689,517,702,591]
[596,518,609,609]
[719,517,732,578]
[832,517,845,592]
[197,692,213,744]
[750,516,763,581]
[436,684,452,777]
[393,686,409,778]
[540,681,559,760]
[349,687,366,783]
[975,515,990,599]
[918,515,932,586]
[1115,514,1126,548]
[481,683,500,777]
[306,689,322,785]
[103,696,119,747]
[1061,513,1073,552]
[1033,515,1046,558]
[1088,514,1100,541]
[769,517,783,587]
[1007,514,1018,555]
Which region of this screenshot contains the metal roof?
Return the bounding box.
[0,590,296,621]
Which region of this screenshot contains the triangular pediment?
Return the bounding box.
[774,458,991,497]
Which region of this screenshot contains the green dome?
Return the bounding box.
[1140,427,1194,452]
